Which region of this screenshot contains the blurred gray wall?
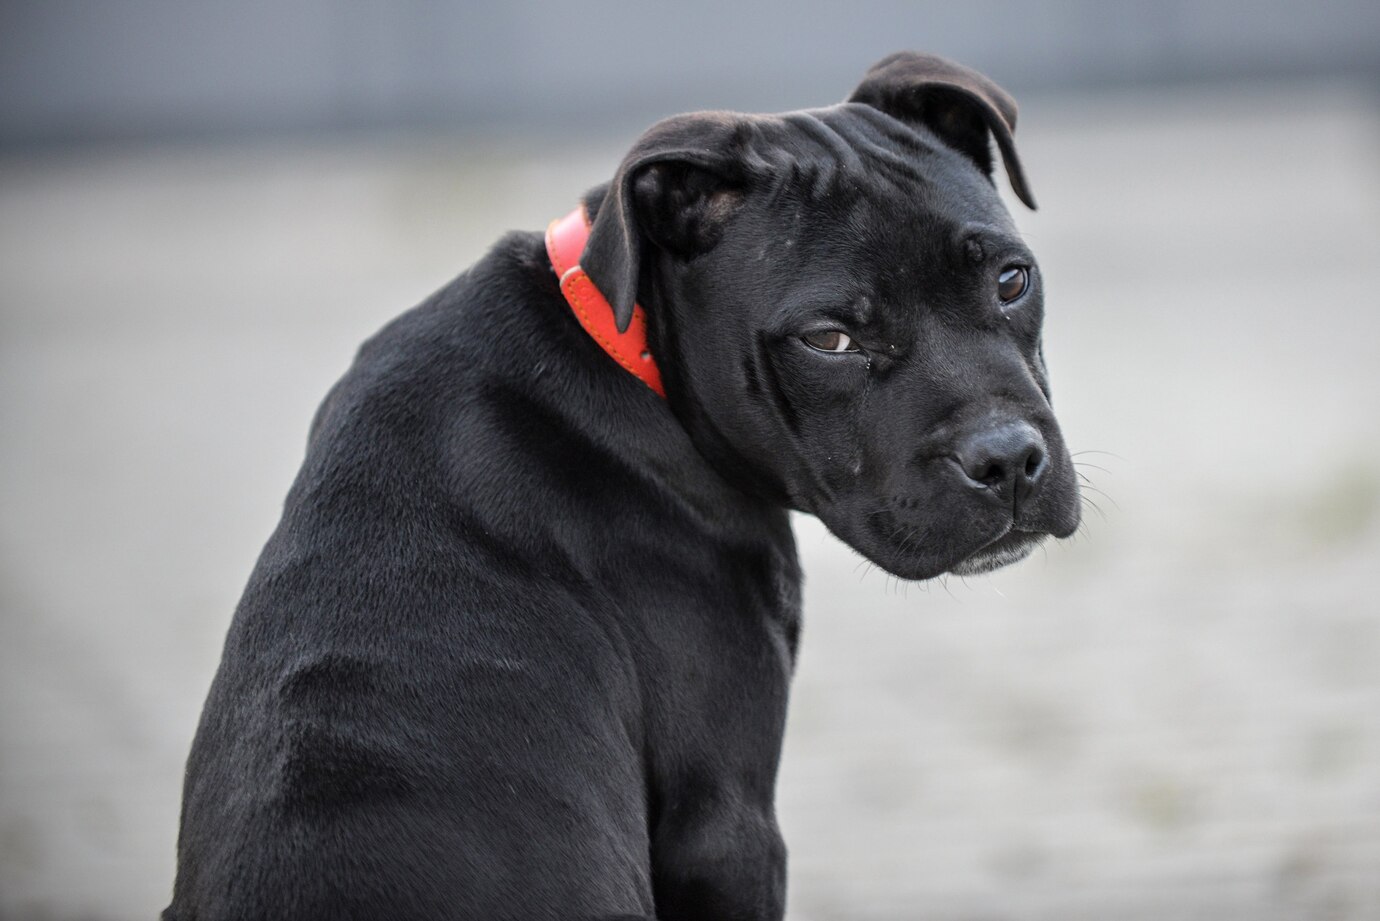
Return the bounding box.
[3,0,1379,147]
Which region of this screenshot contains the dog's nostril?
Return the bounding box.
[975,460,1007,487]
[955,422,1048,497]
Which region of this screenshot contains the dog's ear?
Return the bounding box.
[583,113,748,332]
[848,51,1036,210]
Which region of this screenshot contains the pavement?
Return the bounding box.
[2,82,1379,920]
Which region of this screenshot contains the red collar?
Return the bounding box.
[545,207,665,398]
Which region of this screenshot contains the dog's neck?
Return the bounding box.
[546,206,665,398]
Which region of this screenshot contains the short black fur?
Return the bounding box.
[166,51,1078,921]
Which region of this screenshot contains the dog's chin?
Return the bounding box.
[825,506,1055,582]
[948,530,1045,576]
[842,528,1046,582]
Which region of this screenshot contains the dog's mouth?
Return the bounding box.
[852,506,1052,581]
[949,528,1046,576]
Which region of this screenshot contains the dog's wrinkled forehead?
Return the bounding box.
[745,105,958,194]
[737,104,1013,224]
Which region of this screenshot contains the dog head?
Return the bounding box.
[582,52,1080,580]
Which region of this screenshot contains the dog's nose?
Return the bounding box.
[953,421,1048,504]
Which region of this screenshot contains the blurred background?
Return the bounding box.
[3,2,1379,919]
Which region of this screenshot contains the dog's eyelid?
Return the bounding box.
[960,228,1032,266]
[991,246,1036,269]
[1006,251,1037,271]
[778,306,870,343]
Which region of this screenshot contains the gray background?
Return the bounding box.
[3,2,1380,920]
[4,0,1380,144]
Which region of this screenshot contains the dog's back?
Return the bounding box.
[166,235,681,920]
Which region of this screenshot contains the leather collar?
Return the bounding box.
[545,207,665,398]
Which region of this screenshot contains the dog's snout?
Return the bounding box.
[953,421,1048,503]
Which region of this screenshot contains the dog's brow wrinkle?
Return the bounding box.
[820,109,936,198]
[783,111,862,170]
[773,109,937,203]
[833,104,943,157]
[776,112,853,197]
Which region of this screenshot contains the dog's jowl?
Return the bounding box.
[165,52,1080,921]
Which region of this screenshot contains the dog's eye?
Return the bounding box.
[802,330,858,353]
[997,266,1029,303]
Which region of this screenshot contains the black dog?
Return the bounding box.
[165,52,1079,921]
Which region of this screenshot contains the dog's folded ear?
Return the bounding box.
[848,51,1036,210]
[583,113,749,332]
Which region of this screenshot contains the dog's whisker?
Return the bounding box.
[938,574,960,602]
[856,560,878,583]
[1079,495,1108,521]
[1077,483,1119,508]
